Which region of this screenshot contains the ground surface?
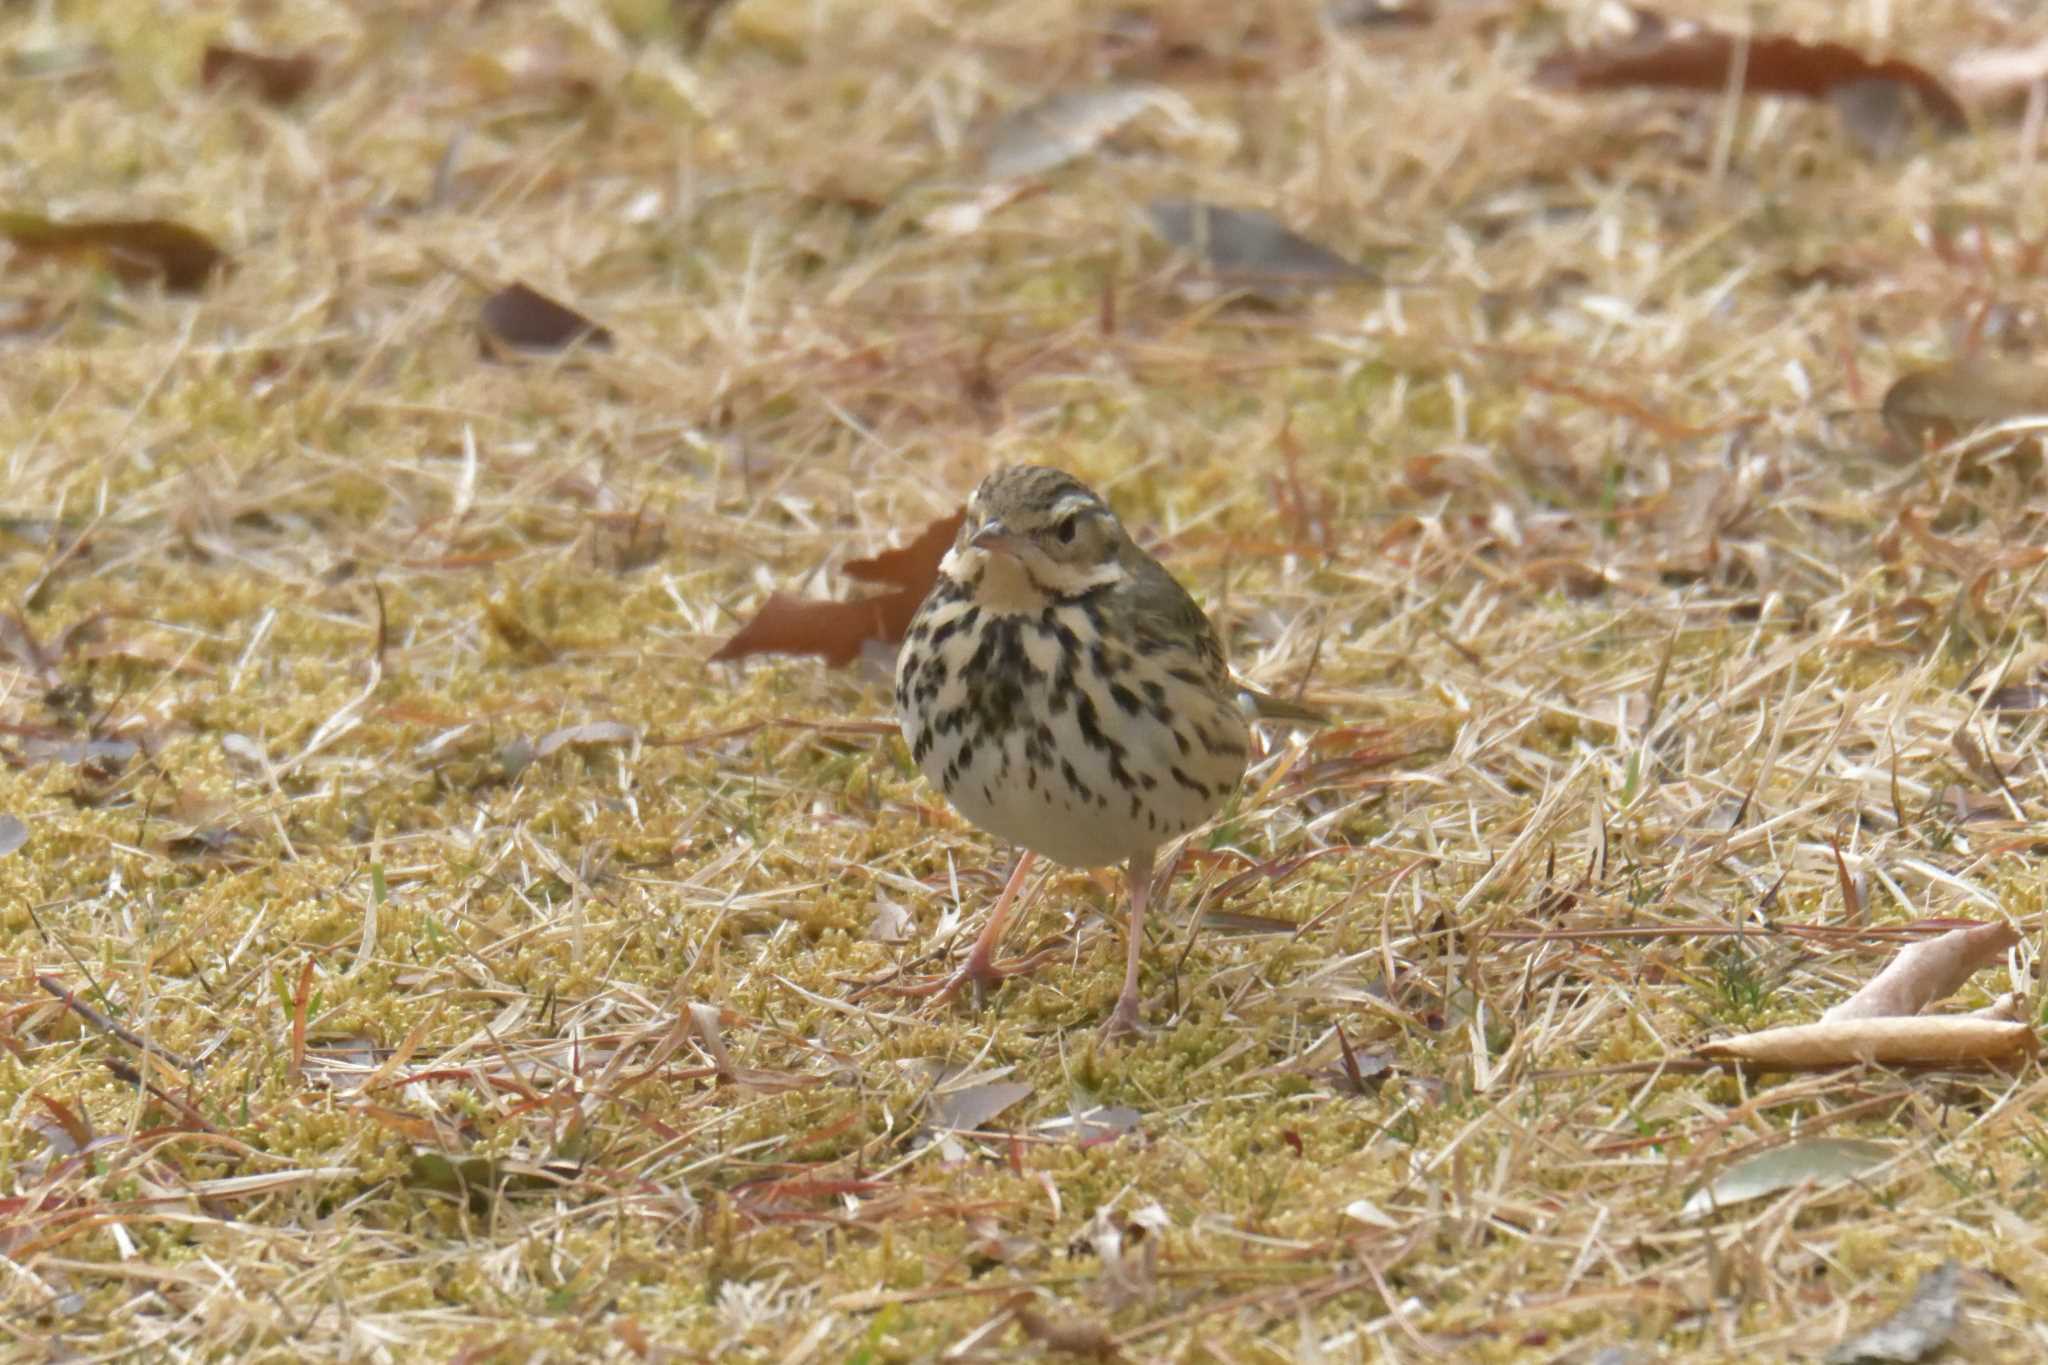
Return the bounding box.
[2,1,2047,1360]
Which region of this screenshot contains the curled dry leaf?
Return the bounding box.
[480,281,613,356]
[0,212,227,291]
[1698,1016,2038,1070]
[1822,922,2020,1022]
[710,509,964,667]
[201,43,320,104]
[1536,29,1968,135]
[1824,1261,1965,1365]
[1148,199,1373,286]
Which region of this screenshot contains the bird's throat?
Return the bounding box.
[954,546,1121,613]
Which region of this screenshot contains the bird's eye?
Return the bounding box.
[1055,515,1078,544]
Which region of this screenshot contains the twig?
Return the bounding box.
[37,974,202,1074]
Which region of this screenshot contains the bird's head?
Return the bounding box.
[951,465,1130,608]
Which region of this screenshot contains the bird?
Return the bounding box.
[891,465,1253,1036]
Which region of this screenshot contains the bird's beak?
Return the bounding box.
[970,518,1022,557]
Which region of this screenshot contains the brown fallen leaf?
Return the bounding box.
[841,512,961,589]
[1822,922,2020,1021]
[200,43,320,104]
[0,212,227,291]
[1698,1016,2037,1069]
[480,281,612,356]
[1537,28,1968,136]
[710,509,964,667]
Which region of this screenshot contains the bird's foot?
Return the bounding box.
[852,946,1062,1006]
[1099,992,1150,1040]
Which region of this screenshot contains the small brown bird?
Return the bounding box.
[893,466,1252,1035]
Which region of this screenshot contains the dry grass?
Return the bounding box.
[3,0,2047,1359]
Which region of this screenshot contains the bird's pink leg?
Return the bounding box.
[870,850,1049,1002]
[949,848,1037,991]
[1102,845,1156,1038]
